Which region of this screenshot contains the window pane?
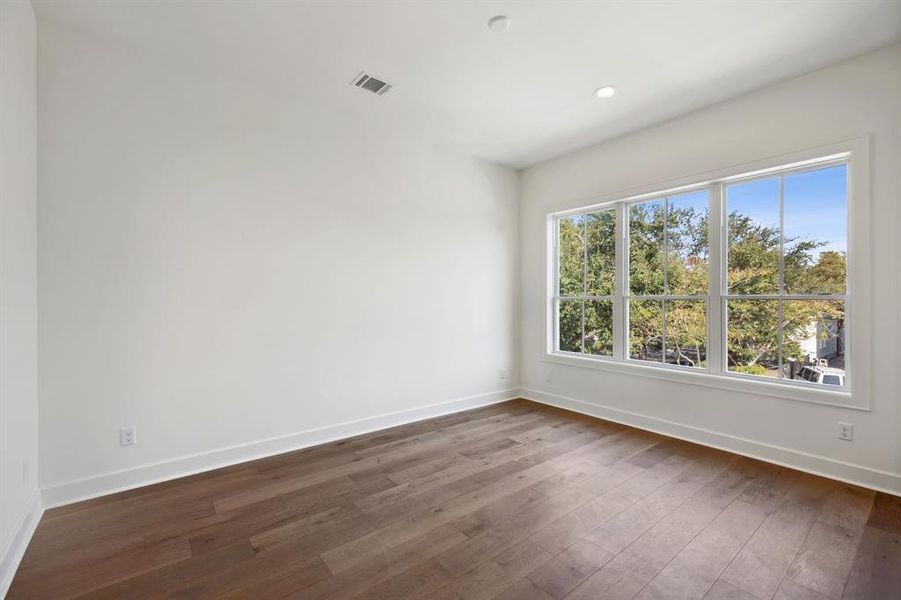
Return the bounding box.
[782,300,845,386]
[727,299,779,378]
[558,299,582,353]
[665,300,706,368]
[784,165,847,294]
[629,299,663,362]
[667,191,709,295]
[586,210,616,296]
[727,178,780,294]
[629,200,665,295]
[584,300,613,356]
[559,216,584,297]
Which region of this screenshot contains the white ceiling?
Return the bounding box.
[32,0,901,169]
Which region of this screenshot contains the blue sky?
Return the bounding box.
[567,164,847,260]
[669,189,709,217]
[727,164,847,257]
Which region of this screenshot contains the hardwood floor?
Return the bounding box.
[8,399,900,599]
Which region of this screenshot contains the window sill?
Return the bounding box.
[542,352,868,412]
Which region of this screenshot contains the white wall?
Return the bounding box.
[32,14,901,510]
[0,0,40,594]
[37,21,519,504]
[520,44,901,493]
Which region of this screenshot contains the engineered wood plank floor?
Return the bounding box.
[8,399,900,599]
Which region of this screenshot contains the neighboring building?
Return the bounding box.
[799,317,844,362]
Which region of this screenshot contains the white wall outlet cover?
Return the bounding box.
[499,368,508,380]
[838,422,854,441]
[120,426,137,446]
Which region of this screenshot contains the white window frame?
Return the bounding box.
[545,139,872,410]
[622,192,711,368]
[554,207,617,357]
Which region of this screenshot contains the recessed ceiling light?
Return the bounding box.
[488,15,511,32]
[594,86,617,99]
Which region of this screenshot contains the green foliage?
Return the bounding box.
[558,299,581,353]
[584,300,613,356]
[666,300,706,367]
[800,251,846,294]
[629,201,666,295]
[559,199,846,374]
[733,364,767,376]
[726,212,845,371]
[629,300,662,360]
[558,213,616,355]
[586,212,616,296]
[558,216,584,297]
[628,199,708,364]
[727,213,781,294]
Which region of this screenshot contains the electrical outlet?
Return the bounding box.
[545,367,553,382]
[499,368,508,380]
[838,422,853,441]
[120,426,137,446]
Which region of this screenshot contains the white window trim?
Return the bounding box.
[544,138,872,411]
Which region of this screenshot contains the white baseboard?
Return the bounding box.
[0,491,43,599]
[35,384,900,523]
[521,387,901,495]
[41,388,521,509]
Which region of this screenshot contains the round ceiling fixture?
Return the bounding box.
[487,15,511,32]
[593,86,617,99]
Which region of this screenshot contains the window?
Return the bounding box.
[725,165,847,384]
[556,209,616,356]
[628,190,709,368]
[550,151,859,399]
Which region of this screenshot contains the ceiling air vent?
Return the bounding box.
[351,71,392,96]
